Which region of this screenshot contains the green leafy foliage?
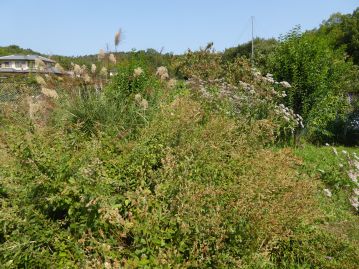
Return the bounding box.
[267,27,358,143]
[317,8,359,65]
[223,37,278,67]
[173,43,224,80]
[1,10,359,267]
[294,145,355,190]
[0,45,39,57]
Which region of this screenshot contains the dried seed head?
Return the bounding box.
[83,73,92,83]
[115,30,121,47]
[140,99,149,110]
[323,188,332,198]
[280,81,292,88]
[133,67,143,78]
[134,93,142,102]
[81,64,87,72]
[104,261,112,269]
[74,64,82,76]
[156,66,169,81]
[156,66,168,76]
[35,58,45,67]
[91,64,97,74]
[35,58,45,71]
[98,49,106,61]
[54,63,64,73]
[41,87,58,99]
[167,79,177,89]
[27,96,42,120]
[35,76,47,86]
[109,53,116,64]
[100,67,107,77]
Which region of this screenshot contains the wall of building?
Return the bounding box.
[0,59,58,74]
[0,61,39,71]
[0,60,31,70]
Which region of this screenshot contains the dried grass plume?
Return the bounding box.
[115,29,122,47]
[83,74,92,83]
[98,49,106,61]
[35,76,47,86]
[133,67,143,78]
[140,99,149,110]
[73,64,82,76]
[41,87,59,99]
[54,63,64,73]
[91,64,97,74]
[100,67,107,77]
[134,93,142,103]
[156,66,169,81]
[81,64,87,72]
[27,97,42,120]
[35,58,45,71]
[167,79,177,89]
[109,53,116,64]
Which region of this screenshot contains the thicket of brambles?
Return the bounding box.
[0,8,359,268]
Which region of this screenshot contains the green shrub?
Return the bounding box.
[306,93,350,143]
[267,27,358,143]
[173,43,224,80]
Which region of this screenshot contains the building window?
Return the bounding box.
[15,61,26,68]
[4,62,10,68]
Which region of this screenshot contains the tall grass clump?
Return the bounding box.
[56,58,168,137]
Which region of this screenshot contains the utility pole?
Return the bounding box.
[251,16,254,66]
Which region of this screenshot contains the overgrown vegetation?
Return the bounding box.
[267,27,359,143]
[1,8,359,268]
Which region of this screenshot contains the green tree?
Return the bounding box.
[318,8,359,65]
[0,45,39,56]
[223,38,278,67]
[268,27,358,143]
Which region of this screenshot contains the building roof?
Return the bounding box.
[0,67,62,74]
[0,54,56,63]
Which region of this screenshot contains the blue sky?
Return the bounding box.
[1,0,358,56]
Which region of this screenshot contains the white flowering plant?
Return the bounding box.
[185,56,304,143]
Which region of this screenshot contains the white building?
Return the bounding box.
[0,54,62,74]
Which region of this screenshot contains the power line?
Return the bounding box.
[235,17,252,45]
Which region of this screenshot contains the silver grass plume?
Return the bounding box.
[109,53,116,64]
[115,29,122,48]
[98,49,105,61]
[100,67,107,77]
[91,64,97,74]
